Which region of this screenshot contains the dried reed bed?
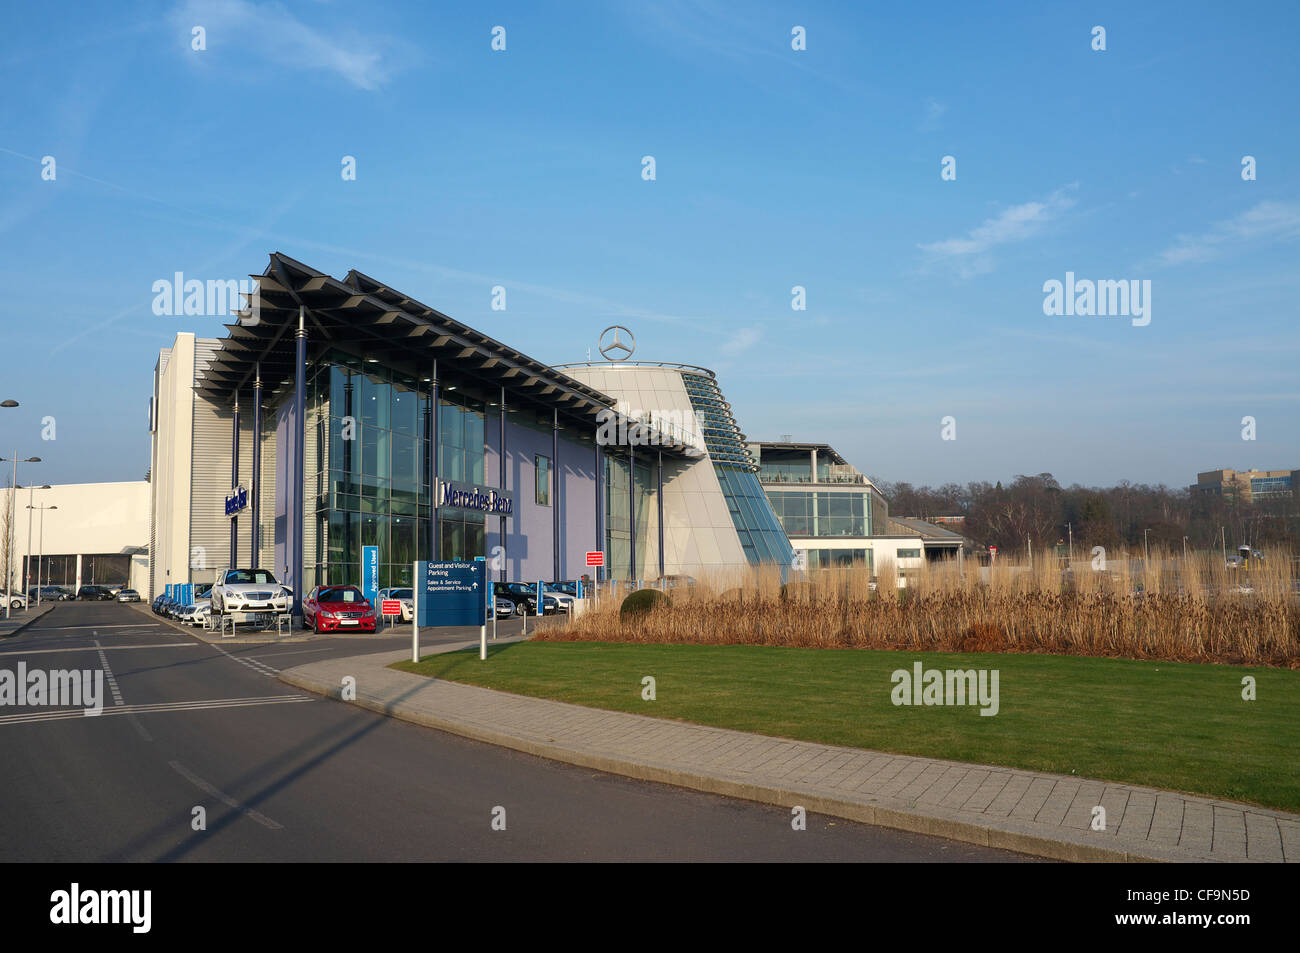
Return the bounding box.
[536,551,1300,667]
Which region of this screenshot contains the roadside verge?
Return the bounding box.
[279,646,1298,864]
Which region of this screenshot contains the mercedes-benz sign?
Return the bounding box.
[598,325,636,361]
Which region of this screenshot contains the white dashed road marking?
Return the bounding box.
[0,694,313,727]
[0,643,199,656]
[211,643,280,677]
[93,638,125,707]
[169,760,284,830]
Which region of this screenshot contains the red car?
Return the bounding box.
[303,585,378,633]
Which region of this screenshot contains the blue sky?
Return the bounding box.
[1,0,1297,489]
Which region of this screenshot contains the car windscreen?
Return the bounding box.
[391,589,413,599]
[226,570,277,585]
[318,588,365,603]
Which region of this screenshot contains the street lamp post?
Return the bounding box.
[22,484,51,603]
[1,453,41,618]
[29,504,56,606]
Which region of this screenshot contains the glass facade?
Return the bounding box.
[311,354,487,590]
[1250,476,1292,498]
[768,490,875,538]
[679,370,793,567]
[603,453,654,579]
[802,548,872,570]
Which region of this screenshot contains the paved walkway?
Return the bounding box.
[280,645,1299,863]
[0,603,55,637]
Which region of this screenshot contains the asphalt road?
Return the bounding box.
[0,602,1039,862]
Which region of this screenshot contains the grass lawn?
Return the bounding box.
[393,642,1300,813]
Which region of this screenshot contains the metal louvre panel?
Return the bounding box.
[189,391,233,584]
[258,413,277,569]
[303,402,320,588]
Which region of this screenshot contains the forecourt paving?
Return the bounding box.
[1,602,1029,861]
[280,647,1300,864]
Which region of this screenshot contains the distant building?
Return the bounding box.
[5,481,150,595]
[747,441,935,571]
[1195,468,1297,503]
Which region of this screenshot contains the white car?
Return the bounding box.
[210,568,290,620]
[543,585,575,613]
[3,591,27,610]
[179,599,211,626]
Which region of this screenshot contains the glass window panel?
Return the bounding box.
[440,403,464,449]
[361,371,391,430]
[391,516,417,566]
[391,433,419,496]
[392,378,419,436]
[535,455,551,506]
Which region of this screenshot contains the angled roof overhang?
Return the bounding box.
[193,252,693,455]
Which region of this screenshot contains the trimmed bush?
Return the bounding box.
[620,588,671,619]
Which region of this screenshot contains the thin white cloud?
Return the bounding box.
[1155,201,1300,266]
[918,186,1078,277]
[919,97,946,132]
[722,327,761,355]
[170,0,405,90]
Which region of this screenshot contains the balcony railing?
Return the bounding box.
[758,471,869,485]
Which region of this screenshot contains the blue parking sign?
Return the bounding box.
[416,561,486,627]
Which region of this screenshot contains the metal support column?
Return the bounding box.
[251,365,262,568]
[657,451,664,581]
[498,386,507,582]
[552,408,560,582]
[594,443,603,585]
[628,445,636,584]
[230,397,240,569]
[291,307,307,618]
[428,360,439,561]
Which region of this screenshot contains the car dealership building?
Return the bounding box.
[147,252,793,615]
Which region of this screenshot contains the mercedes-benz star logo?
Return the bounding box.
[598,325,636,361]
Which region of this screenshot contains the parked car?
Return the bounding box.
[116,588,141,603]
[303,585,377,633]
[2,591,27,610]
[652,574,698,591]
[77,585,115,601]
[29,585,70,602]
[491,597,515,619]
[494,582,559,615]
[176,599,211,626]
[210,568,290,620]
[152,594,168,614]
[543,583,575,613]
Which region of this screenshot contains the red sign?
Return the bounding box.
[381,599,402,616]
[585,551,604,567]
